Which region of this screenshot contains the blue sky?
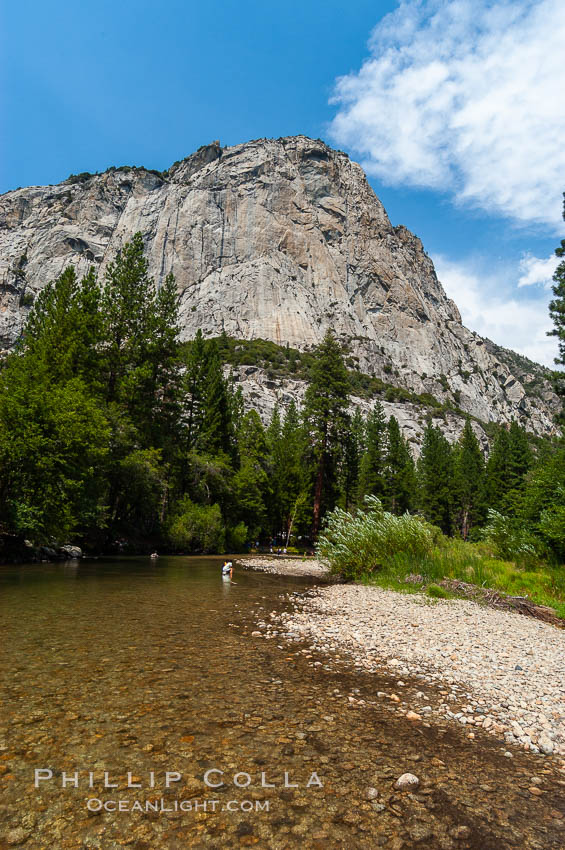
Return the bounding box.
[2,0,564,365]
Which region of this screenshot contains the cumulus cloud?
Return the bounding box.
[330,0,565,229]
[517,253,558,288]
[433,254,559,366]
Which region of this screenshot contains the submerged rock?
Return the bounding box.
[395,773,420,790]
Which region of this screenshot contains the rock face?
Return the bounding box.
[228,365,491,455]
[0,135,559,436]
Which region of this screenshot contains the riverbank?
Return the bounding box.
[256,583,565,763]
[238,555,330,578]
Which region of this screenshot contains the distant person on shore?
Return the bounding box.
[222,560,233,579]
[150,551,159,559]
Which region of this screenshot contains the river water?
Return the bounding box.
[0,556,563,849]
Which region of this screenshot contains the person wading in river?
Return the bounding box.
[222,560,233,579]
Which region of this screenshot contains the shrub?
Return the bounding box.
[167,497,225,553]
[316,495,434,580]
[226,521,248,552]
[481,510,541,567]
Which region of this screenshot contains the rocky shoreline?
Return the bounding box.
[237,556,330,578]
[252,583,565,765]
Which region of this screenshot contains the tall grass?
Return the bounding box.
[317,499,565,618]
[316,496,434,580]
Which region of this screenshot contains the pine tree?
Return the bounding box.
[385,416,415,515]
[341,408,365,510]
[548,192,565,400]
[507,420,532,491]
[485,426,511,511]
[268,401,309,542]
[22,266,103,387]
[100,232,154,406]
[418,423,454,533]
[232,410,271,539]
[358,401,387,503]
[453,419,486,538]
[303,331,350,535]
[198,339,235,459]
[183,330,209,451]
[143,271,182,448]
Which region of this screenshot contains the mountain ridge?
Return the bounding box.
[0,135,560,439]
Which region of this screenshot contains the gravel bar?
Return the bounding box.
[238,556,329,578]
[263,584,565,760]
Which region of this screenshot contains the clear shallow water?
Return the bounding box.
[0,556,564,849]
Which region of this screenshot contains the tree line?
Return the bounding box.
[0,231,564,560]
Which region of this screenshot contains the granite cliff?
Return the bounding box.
[0,135,559,439]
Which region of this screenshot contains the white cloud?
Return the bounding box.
[517,253,558,288]
[433,254,559,366]
[330,0,565,229]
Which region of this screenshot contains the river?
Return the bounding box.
[0,556,563,848]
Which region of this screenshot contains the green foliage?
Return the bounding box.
[1,232,563,566]
[0,375,109,540]
[323,502,565,617]
[427,583,450,599]
[111,449,166,536]
[167,497,225,553]
[519,444,565,560]
[357,401,387,503]
[481,510,541,567]
[452,419,486,538]
[417,423,454,533]
[317,495,434,580]
[548,193,565,397]
[485,422,532,514]
[226,521,248,552]
[232,410,271,538]
[303,330,350,534]
[384,416,415,514]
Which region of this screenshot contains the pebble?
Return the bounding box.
[406,711,422,721]
[5,828,30,846]
[269,585,565,756]
[394,772,420,790]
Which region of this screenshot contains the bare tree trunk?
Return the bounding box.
[461,505,470,540]
[285,496,301,548]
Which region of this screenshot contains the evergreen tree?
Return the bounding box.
[341,408,365,510]
[267,405,284,534]
[485,426,511,511]
[303,331,350,535]
[484,423,531,514]
[100,233,154,406]
[232,410,271,539]
[507,420,532,492]
[418,423,454,533]
[198,339,235,459]
[182,329,208,452]
[519,444,565,560]
[142,271,182,448]
[548,192,565,400]
[268,401,309,542]
[358,401,387,503]
[21,265,103,387]
[453,419,486,539]
[385,416,415,515]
